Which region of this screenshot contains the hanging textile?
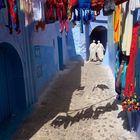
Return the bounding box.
[20,0,33,26]
[122,23,139,112]
[135,31,140,97]
[124,23,139,97]
[129,0,140,12]
[0,0,5,9]
[91,0,104,13]
[115,0,128,5]
[32,0,42,21]
[67,0,78,20]
[78,0,91,9]
[114,5,121,43]
[121,1,133,56]
[103,0,115,16]
[56,0,68,33]
[115,48,129,98]
[7,0,20,34]
[44,0,56,23]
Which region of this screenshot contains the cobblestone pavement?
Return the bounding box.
[13,61,138,140]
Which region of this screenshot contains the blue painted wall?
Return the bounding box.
[0,1,70,138]
[30,22,69,95]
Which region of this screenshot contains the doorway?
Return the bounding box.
[89,26,107,60]
[0,43,26,125]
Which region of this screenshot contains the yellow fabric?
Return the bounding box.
[114,5,121,43]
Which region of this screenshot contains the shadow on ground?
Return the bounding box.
[50,100,118,129]
[92,84,109,91]
[118,111,130,131]
[13,61,83,140]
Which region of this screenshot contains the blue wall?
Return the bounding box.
[30,22,69,95]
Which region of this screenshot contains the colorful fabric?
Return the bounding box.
[44,0,56,23]
[114,5,121,43]
[124,23,139,98]
[32,0,42,21]
[135,35,140,97]
[78,0,91,9]
[115,0,128,5]
[91,0,104,12]
[7,0,20,34]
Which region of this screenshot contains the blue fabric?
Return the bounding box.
[135,35,140,97]
[115,50,120,80]
[121,62,127,89]
[78,0,91,9]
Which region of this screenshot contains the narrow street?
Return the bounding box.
[13,61,137,140]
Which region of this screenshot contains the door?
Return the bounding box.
[0,44,26,125]
[57,36,64,70]
[0,48,12,124]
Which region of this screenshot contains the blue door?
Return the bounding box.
[0,43,26,125]
[57,36,64,70]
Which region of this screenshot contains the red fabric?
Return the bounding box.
[91,0,104,11]
[115,0,128,5]
[56,0,68,20]
[45,0,56,21]
[8,0,16,23]
[69,0,78,7]
[124,23,139,98]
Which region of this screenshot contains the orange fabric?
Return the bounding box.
[114,5,121,43]
[91,0,104,11]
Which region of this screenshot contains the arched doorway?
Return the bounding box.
[0,43,26,125]
[89,26,107,60]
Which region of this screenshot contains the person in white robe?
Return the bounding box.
[96,40,105,62]
[89,40,97,61]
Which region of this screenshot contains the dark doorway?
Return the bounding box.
[0,43,26,125]
[89,26,107,59]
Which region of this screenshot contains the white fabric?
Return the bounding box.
[121,1,133,56]
[129,0,140,12]
[20,0,33,26]
[32,0,42,21]
[89,42,97,61]
[96,42,104,61]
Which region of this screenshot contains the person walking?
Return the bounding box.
[89,40,97,61]
[96,40,105,62]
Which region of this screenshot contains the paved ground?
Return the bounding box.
[13,61,138,140]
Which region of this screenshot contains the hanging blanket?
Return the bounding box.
[122,23,139,112]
